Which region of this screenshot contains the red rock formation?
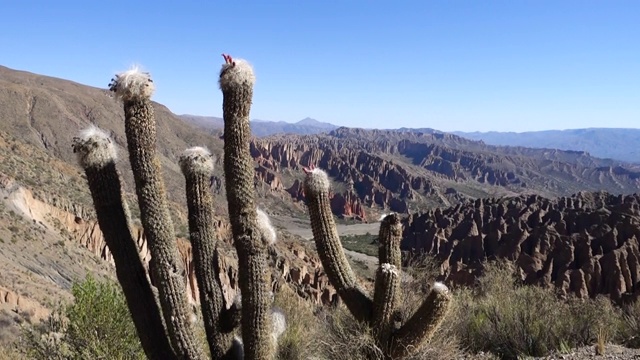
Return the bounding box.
[330,191,367,221]
[252,136,437,219]
[403,191,640,303]
[249,127,640,222]
[254,165,283,192]
[1,175,335,310]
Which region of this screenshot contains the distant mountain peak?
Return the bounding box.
[295,117,338,129]
[296,117,320,124]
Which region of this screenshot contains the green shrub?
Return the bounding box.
[22,275,145,360]
[64,275,145,359]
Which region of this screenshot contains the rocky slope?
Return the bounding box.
[0,62,338,343]
[3,63,640,319]
[3,64,640,225]
[402,191,640,303]
[252,127,640,221]
[0,167,337,336]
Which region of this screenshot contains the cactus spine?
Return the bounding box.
[72,128,176,360]
[109,69,205,359]
[303,168,452,359]
[219,54,273,359]
[179,147,235,358]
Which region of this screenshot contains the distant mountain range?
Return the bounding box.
[180,115,640,164]
[179,115,338,137]
[453,128,640,164]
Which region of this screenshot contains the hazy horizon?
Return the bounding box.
[178,113,640,133]
[2,1,638,132]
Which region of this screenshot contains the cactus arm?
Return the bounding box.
[109,69,204,359]
[378,213,402,268]
[179,147,235,358]
[389,282,452,359]
[219,54,273,359]
[371,213,403,352]
[72,128,176,360]
[302,167,373,323]
[372,263,400,354]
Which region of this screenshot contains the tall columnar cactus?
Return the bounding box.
[72,127,176,360]
[219,54,273,359]
[108,69,204,359]
[302,166,452,359]
[179,147,235,358]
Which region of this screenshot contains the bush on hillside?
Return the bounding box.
[21,275,145,360]
[445,261,622,359]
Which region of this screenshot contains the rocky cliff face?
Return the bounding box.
[250,127,640,221]
[3,65,640,225]
[403,191,640,303]
[0,173,336,314]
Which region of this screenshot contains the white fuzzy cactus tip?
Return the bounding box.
[302,166,330,195]
[179,146,214,176]
[72,126,117,169]
[380,263,399,276]
[432,281,449,294]
[219,53,255,92]
[256,208,277,245]
[109,66,155,101]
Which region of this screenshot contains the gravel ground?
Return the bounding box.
[531,345,640,359]
[455,345,640,359]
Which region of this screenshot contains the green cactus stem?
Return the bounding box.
[378,213,402,268]
[72,127,176,360]
[389,282,452,359]
[109,68,204,359]
[179,147,235,358]
[219,54,273,359]
[302,165,373,323]
[372,263,400,354]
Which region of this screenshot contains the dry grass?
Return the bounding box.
[273,285,322,359]
[443,260,624,359]
[0,345,23,360]
[309,257,463,360]
[595,326,608,355]
[618,299,640,348]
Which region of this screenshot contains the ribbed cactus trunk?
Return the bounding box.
[373,214,402,354]
[219,54,273,359]
[378,213,402,268]
[109,70,204,359]
[389,283,451,359]
[302,166,373,322]
[372,264,399,355]
[72,129,176,360]
[179,147,235,359]
[302,167,452,359]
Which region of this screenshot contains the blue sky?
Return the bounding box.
[1,1,638,132]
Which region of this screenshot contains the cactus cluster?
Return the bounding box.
[302,166,452,359]
[73,54,281,360]
[72,54,450,360]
